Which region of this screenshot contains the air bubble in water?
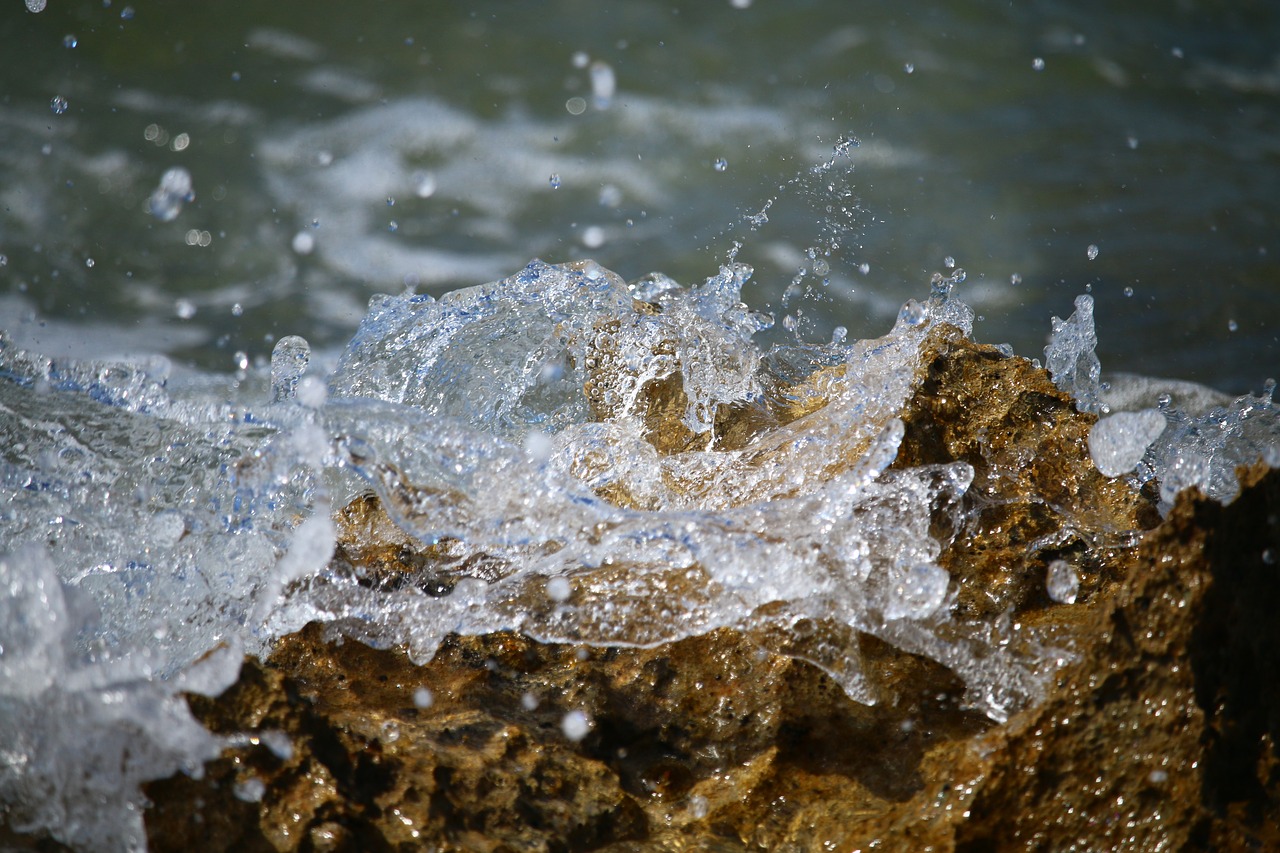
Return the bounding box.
[1086,244,1100,260]
[1046,560,1079,604]
[589,60,615,109]
[549,173,562,189]
[713,158,728,172]
[270,335,311,403]
[148,167,195,222]
[886,564,949,620]
[50,96,69,115]
[1032,57,1046,71]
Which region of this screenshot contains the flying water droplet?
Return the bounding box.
[1032,57,1046,71]
[1086,244,1100,260]
[1046,560,1079,604]
[561,710,590,741]
[886,564,949,620]
[943,255,955,269]
[63,34,78,48]
[174,298,196,320]
[270,335,311,403]
[1123,286,1134,297]
[25,0,47,12]
[713,158,728,172]
[904,62,915,74]
[589,60,615,109]
[148,167,195,222]
[549,173,562,189]
[50,96,69,115]
[1228,319,1238,332]
[1010,273,1022,285]
[898,299,928,327]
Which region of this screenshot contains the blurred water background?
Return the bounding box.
[2,0,1277,392]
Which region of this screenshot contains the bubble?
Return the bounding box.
[170,132,190,152]
[549,173,562,190]
[1046,560,1079,604]
[175,299,197,320]
[565,96,587,115]
[25,0,46,12]
[713,158,728,172]
[270,335,311,403]
[63,34,78,48]
[561,710,590,742]
[1086,244,1099,260]
[413,687,433,708]
[886,563,949,620]
[291,231,315,255]
[582,225,605,249]
[148,167,195,222]
[546,576,572,602]
[1032,57,1046,71]
[589,60,616,109]
[50,96,68,115]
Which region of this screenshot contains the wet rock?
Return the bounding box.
[137,332,1279,852]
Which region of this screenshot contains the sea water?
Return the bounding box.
[3,1,1280,849]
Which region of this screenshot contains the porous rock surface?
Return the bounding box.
[72,329,1280,851]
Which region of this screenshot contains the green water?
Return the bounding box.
[2,0,1278,390]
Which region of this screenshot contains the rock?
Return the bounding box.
[134,325,1280,852]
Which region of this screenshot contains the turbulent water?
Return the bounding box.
[3,1,1280,850]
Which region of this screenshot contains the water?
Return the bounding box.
[3,2,1280,849]
[1,0,1277,390]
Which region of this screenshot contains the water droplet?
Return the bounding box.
[886,563,949,620]
[713,158,728,172]
[589,60,615,109]
[730,0,752,7]
[50,95,69,115]
[565,96,587,115]
[25,0,46,12]
[1086,244,1100,260]
[0,255,8,267]
[1010,273,1022,285]
[170,132,190,152]
[291,231,315,255]
[549,173,561,190]
[1123,286,1134,297]
[546,576,572,602]
[175,298,197,320]
[120,5,134,20]
[1126,135,1139,150]
[904,62,915,74]
[561,710,590,741]
[231,303,244,317]
[233,351,249,372]
[858,262,871,275]
[1228,319,1238,332]
[1032,57,1046,71]
[148,166,194,221]
[412,171,437,198]
[387,220,398,232]
[943,255,955,269]
[1046,559,1079,604]
[581,225,605,249]
[571,50,590,69]
[689,794,710,819]
[63,34,78,48]
[413,687,433,708]
[1263,548,1276,566]
[386,196,395,207]
[270,335,311,403]
[831,325,848,344]
[84,258,94,268]
[898,299,928,327]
